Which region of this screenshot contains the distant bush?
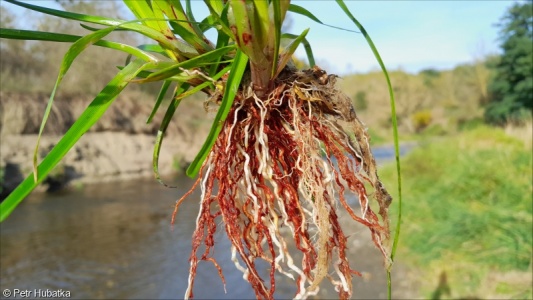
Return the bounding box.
[366,127,386,145]
[419,68,440,87]
[422,124,446,136]
[411,110,432,132]
[457,117,485,131]
[340,59,491,136]
[354,91,368,111]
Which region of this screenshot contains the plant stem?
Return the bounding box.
[250,62,272,98]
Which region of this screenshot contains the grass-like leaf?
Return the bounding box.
[184,0,205,38]
[124,0,171,35]
[32,25,118,181]
[288,4,358,33]
[173,65,231,101]
[153,0,211,54]
[151,63,231,186]
[205,0,224,15]
[281,33,315,67]
[208,30,231,76]
[334,1,401,298]
[228,1,256,61]
[0,28,157,61]
[4,0,180,54]
[147,80,173,124]
[152,84,188,188]
[275,28,309,77]
[202,0,234,39]
[5,0,126,26]
[289,4,322,23]
[186,50,249,178]
[271,0,282,78]
[136,45,233,83]
[0,59,150,222]
[79,23,127,32]
[252,0,269,52]
[137,44,167,55]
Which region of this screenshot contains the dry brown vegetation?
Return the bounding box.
[339,62,494,141]
[0,2,163,97]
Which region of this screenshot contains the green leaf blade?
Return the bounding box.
[203,0,234,38]
[0,28,157,61]
[32,25,118,181]
[334,1,401,298]
[139,45,233,83]
[152,0,210,53]
[0,59,149,222]
[186,50,249,178]
[275,28,309,77]
[288,3,358,33]
[147,80,173,124]
[281,33,315,67]
[271,0,282,78]
[125,0,166,33]
[288,4,323,24]
[152,84,188,188]
[4,0,181,55]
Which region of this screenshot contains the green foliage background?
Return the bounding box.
[380,126,532,298]
[485,2,533,125]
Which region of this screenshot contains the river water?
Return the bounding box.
[0,146,413,299]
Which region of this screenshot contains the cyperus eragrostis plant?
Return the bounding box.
[0,1,402,299]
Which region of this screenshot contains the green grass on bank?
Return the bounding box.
[380,125,532,299]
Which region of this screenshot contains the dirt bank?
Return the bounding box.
[0,91,210,198]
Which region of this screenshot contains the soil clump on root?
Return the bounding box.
[173,66,392,299]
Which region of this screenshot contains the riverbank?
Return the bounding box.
[0,91,211,198]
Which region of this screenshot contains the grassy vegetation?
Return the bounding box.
[379,125,532,298]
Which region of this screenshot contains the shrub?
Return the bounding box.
[411,110,432,132]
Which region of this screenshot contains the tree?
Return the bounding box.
[0,1,399,299]
[485,2,533,125]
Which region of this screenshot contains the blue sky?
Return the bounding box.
[287,1,518,74]
[2,1,521,74]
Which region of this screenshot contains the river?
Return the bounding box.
[0,145,414,299]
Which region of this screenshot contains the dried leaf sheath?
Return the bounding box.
[174,67,391,299]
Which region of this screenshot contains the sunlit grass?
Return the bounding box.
[505,120,533,151]
[381,125,532,298]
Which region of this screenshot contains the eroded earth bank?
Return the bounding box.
[0,91,210,198]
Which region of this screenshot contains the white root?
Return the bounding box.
[180,67,391,300]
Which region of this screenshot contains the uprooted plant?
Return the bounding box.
[0,0,401,299]
[177,65,394,298]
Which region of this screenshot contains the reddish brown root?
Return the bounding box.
[174,67,391,299]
